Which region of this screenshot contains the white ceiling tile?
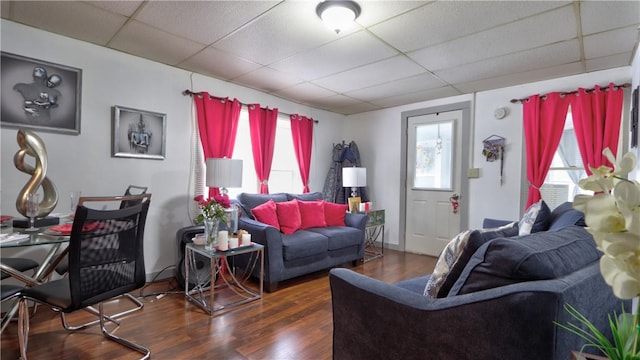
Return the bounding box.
[586,52,634,72]
[580,1,640,35]
[180,47,262,81]
[331,102,383,115]
[345,73,446,101]
[409,5,577,71]
[270,30,398,81]
[436,40,581,84]
[11,1,128,45]
[370,86,462,108]
[87,1,143,17]
[135,1,278,45]
[304,94,364,109]
[312,56,426,93]
[272,83,337,103]
[214,1,341,65]
[583,26,639,59]
[233,67,303,93]
[110,20,205,65]
[354,1,426,27]
[369,1,569,52]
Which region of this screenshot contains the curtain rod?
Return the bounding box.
[182,89,319,123]
[509,82,630,104]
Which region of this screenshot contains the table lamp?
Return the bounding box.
[342,167,366,198]
[206,158,243,233]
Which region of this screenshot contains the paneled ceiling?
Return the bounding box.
[2,1,638,115]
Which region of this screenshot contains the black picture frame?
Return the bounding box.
[1,52,82,135]
[112,105,166,160]
[632,86,639,148]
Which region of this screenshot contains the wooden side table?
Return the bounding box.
[570,351,608,360]
[363,209,385,262]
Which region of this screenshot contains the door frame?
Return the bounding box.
[399,101,471,251]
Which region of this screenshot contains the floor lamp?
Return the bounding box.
[206,158,243,233]
[342,167,366,213]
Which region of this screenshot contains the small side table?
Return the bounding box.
[185,242,264,315]
[363,209,385,262]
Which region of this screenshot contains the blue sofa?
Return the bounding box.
[237,192,366,292]
[330,202,631,360]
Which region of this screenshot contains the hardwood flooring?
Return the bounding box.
[1,249,436,360]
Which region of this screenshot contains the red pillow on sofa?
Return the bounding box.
[251,199,280,230]
[324,201,348,226]
[276,200,302,235]
[297,199,327,229]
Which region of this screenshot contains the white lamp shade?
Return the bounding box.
[206,158,243,188]
[342,167,366,187]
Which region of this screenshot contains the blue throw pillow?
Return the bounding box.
[518,200,550,235]
[548,202,585,231]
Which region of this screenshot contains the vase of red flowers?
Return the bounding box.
[194,195,231,250]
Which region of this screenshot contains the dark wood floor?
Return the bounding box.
[1,249,436,360]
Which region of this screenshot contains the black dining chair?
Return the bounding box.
[16,193,152,359]
[0,257,39,334]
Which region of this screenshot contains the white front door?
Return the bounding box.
[405,110,463,256]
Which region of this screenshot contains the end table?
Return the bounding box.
[363,209,385,262]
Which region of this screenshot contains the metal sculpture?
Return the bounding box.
[14,129,58,218]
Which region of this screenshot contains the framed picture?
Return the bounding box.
[1,52,82,135]
[112,105,166,160]
[348,196,361,214]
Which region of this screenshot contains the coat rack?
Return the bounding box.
[482,135,505,185]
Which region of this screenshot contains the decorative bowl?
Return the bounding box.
[192,234,206,246]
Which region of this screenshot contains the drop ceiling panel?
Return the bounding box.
[345,73,446,101]
[436,40,581,84]
[586,52,634,72]
[583,26,639,59]
[304,94,365,109]
[370,86,462,108]
[272,83,337,103]
[180,47,262,81]
[213,1,339,66]
[331,101,383,115]
[270,30,398,81]
[135,1,278,45]
[409,5,577,71]
[353,1,426,27]
[233,67,303,93]
[11,1,128,45]
[88,1,143,17]
[110,20,205,65]
[580,1,640,35]
[368,1,569,52]
[312,56,426,93]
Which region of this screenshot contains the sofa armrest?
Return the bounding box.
[238,217,284,284]
[482,218,515,229]
[345,212,366,231]
[329,264,624,360]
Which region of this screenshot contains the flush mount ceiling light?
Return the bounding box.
[316,0,361,34]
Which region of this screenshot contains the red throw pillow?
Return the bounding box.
[297,199,327,229]
[275,200,302,235]
[324,201,348,226]
[251,199,280,230]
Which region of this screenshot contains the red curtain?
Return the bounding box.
[193,93,241,197]
[290,114,314,193]
[248,105,278,194]
[523,92,570,208]
[569,83,624,175]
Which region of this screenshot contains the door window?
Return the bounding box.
[413,120,453,190]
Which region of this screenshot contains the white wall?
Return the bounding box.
[0,20,347,279]
[346,66,633,248]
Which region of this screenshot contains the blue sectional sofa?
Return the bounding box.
[330,202,631,360]
[237,192,366,292]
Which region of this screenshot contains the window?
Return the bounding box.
[195,108,302,199]
[541,110,589,210]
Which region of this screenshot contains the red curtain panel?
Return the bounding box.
[290,114,314,193]
[248,105,278,194]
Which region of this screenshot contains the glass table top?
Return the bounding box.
[0,215,72,248]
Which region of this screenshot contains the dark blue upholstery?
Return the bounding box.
[282,231,328,260]
[309,226,362,250]
[286,192,323,201]
[548,201,585,231]
[236,192,288,219]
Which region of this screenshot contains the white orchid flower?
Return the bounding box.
[613,180,640,235]
[579,165,614,193]
[600,254,640,299]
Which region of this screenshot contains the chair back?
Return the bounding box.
[120,185,148,209]
[68,194,151,310]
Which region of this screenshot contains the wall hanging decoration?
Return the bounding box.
[112,105,166,160]
[482,135,505,185]
[1,52,82,135]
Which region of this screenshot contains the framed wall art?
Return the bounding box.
[1,51,82,135]
[112,106,166,160]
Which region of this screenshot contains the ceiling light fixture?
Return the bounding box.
[316,0,361,34]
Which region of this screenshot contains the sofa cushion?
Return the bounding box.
[548,201,585,231]
[518,200,550,235]
[251,199,280,230]
[297,200,327,229]
[238,192,288,219]
[276,200,302,235]
[423,222,518,298]
[448,225,601,296]
[286,192,323,201]
[324,202,348,226]
[282,230,328,261]
[435,223,519,298]
[309,226,362,250]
